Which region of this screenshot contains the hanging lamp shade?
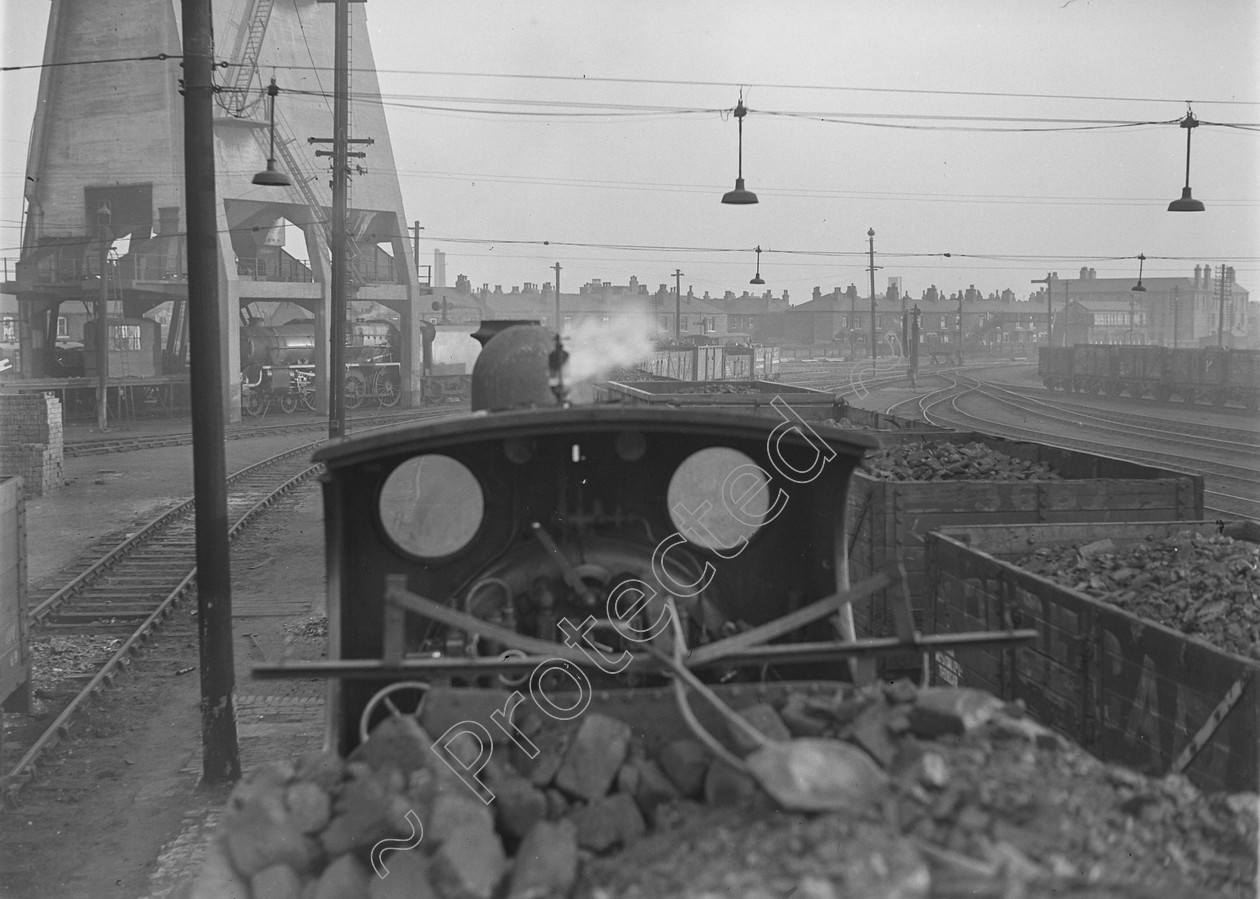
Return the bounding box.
[1131,254,1147,292]
[1167,187,1204,213]
[723,179,758,205]
[1167,112,1204,212]
[253,78,292,187]
[750,245,765,283]
[253,159,291,187]
[721,98,758,205]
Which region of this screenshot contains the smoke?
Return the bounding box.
[563,315,657,384]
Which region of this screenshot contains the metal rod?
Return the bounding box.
[1184,119,1194,190]
[251,630,1041,681]
[182,0,240,785]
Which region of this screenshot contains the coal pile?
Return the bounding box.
[864,441,1060,482]
[1017,529,1260,661]
[187,682,1256,898]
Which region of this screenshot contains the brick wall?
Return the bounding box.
[0,394,65,496]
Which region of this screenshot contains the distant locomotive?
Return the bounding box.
[240,317,406,416]
[1039,344,1260,410]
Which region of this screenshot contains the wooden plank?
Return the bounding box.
[1170,674,1252,775]
[926,522,1260,792]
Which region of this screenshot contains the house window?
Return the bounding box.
[1,317,15,341]
[57,316,69,338]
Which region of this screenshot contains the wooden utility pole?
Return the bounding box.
[674,269,684,340]
[1031,274,1053,346]
[412,220,423,283]
[956,291,964,365]
[1217,264,1227,347]
[96,207,110,431]
[909,305,920,387]
[182,0,240,785]
[1062,281,1070,347]
[328,0,349,439]
[553,262,562,335]
[867,229,877,360]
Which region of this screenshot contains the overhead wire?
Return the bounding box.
[247,64,1260,107]
[1,53,183,72]
[271,86,1260,132]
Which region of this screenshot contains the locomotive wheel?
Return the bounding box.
[344,371,367,410]
[299,388,317,412]
[358,680,431,744]
[242,390,267,417]
[279,393,299,414]
[374,369,402,407]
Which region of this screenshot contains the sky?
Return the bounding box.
[2,0,1258,303]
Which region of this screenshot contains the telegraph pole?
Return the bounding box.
[1171,287,1180,348]
[310,0,370,437]
[553,262,562,336]
[1217,263,1227,347]
[328,0,349,439]
[956,291,964,365]
[96,205,110,431]
[182,0,239,784]
[867,229,877,360]
[1031,273,1053,345]
[1062,281,1070,347]
[412,220,423,283]
[909,305,920,388]
[674,268,685,340]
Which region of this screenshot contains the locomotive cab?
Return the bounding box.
[250,324,1037,756]
[315,401,876,753]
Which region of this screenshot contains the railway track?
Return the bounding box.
[888,374,1260,522]
[1,443,323,807]
[2,405,464,808]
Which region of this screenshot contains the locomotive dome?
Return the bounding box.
[470,323,560,412]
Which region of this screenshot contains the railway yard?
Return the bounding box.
[0,358,1257,898]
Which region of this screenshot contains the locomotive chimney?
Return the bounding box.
[471,324,558,412]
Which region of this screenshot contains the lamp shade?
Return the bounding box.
[1167,187,1205,212]
[722,178,758,205]
[253,159,292,187]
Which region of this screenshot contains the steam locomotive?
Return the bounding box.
[254,323,1028,756]
[240,317,404,416]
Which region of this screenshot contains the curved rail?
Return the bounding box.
[3,451,324,805]
[3,410,467,807]
[28,443,319,623]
